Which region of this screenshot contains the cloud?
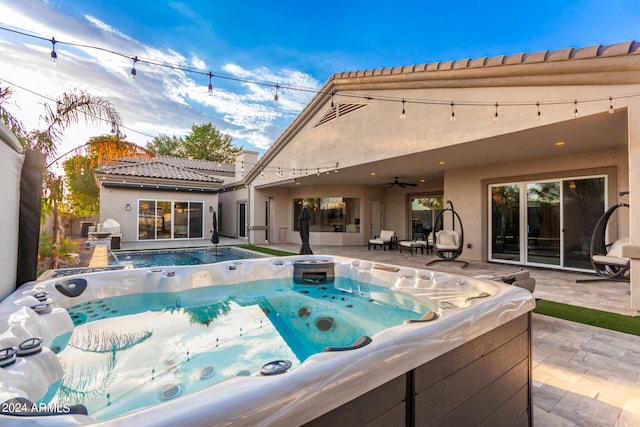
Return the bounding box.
[0,0,321,156]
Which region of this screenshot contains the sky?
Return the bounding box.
[0,0,639,163]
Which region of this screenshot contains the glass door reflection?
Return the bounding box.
[526,182,560,266]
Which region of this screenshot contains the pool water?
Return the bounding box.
[42,277,437,420]
[112,247,261,268]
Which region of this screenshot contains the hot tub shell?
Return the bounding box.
[0,255,535,426]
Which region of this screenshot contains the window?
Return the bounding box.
[410,197,443,240]
[137,199,204,240]
[488,176,605,270]
[293,198,360,233]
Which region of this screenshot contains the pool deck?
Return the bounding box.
[110,238,640,426]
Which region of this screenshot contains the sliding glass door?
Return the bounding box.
[489,176,605,271]
[526,182,560,266]
[138,199,204,240]
[490,184,521,262]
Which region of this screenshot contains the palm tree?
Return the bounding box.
[1,87,152,272]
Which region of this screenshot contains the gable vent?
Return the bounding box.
[314,103,368,127]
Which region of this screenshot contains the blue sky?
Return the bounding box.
[0,0,639,159]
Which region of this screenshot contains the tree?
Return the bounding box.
[62,155,100,217]
[62,134,155,219]
[147,123,241,163]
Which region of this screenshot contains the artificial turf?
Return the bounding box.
[533,299,640,336]
[234,244,296,257]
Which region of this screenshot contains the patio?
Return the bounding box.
[112,238,640,426]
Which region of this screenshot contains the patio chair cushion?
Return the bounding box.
[593,238,630,267]
[436,230,460,250]
[378,230,395,241]
[399,240,425,248]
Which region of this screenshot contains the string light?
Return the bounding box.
[494,102,499,121]
[207,72,214,96]
[273,83,280,105]
[1,25,638,132]
[4,25,637,120]
[50,37,57,64]
[130,56,138,80]
[450,102,456,122]
[400,98,406,119]
[330,90,335,108]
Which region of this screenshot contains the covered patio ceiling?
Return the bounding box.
[266,109,628,189]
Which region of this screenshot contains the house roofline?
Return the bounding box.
[245,40,640,184]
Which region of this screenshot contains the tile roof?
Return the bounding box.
[96,159,224,183]
[118,155,235,174]
[331,41,640,79]
[154,156,235,173]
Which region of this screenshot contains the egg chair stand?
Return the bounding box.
[576,192,630,283]
[426,200,468,269]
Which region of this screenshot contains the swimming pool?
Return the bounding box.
[0,256,535,426]
[112,246,263,268]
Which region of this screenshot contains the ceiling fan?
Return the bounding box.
[387,177,417,188]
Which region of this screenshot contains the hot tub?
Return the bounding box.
[0,256,535,426]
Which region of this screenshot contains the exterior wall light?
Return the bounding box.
[125,203,132,211]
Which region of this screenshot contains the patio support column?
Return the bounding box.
[624,100,640,312]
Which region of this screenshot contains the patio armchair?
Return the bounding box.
[368,229,397,250]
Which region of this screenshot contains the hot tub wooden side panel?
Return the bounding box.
[303,313,532,427]
[414,313,532,426]
[302,373,407,426]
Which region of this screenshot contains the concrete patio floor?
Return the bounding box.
[113,238,640,426]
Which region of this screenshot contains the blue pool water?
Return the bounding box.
[43,277,437,420]
[112,247,262,268]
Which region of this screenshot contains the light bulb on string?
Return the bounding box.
[208,72,214,96]
[273,83,280,105]
[574,100,579,118]
[130,56,138,80]
[536,102,541,120]
[493,103,499,121]
[50,37,57,64]
[609,97,615,114]
[330,90,335,109]
[400,98,406,119]
[450,102,456,122]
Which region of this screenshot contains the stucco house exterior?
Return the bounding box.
[240,40,639,309]
[94,151,258,243]
[96,40,640,310]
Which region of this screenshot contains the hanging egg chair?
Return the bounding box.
[427,200,468,268]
